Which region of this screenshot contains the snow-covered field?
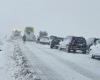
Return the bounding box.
[0,39,100,80]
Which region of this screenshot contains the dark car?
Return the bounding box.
[50,37,63,49]
[68,36,87,53]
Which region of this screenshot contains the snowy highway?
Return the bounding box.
[21,42,100,80]
[1,40,100,80]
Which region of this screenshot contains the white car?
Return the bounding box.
[59,38,71,51]
[39,37,50,45]
[90,44,100,59]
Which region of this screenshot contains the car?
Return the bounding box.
[59,37,72,51]
[90,43,100,59]
[39,37,50,45]
[49,35,57,44]
[50,37,63,49]
[87,38,100,50]
[59,36,87,53]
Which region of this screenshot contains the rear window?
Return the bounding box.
[73,37,86,44]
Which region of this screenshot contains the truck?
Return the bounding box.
[24,27,36,41]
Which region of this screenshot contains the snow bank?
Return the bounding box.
[9,41,41,80]
[0,38,42,80]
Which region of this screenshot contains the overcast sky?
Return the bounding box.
[0,0,100,38]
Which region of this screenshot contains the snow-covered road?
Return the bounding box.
[23,42,100,80]
[1,40,100,80]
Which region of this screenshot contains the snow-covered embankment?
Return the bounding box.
[9,41,41,80]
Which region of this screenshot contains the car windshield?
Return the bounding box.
[63,38,71,44]
[74,38,85,44]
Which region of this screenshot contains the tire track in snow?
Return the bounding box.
[35,44,100,80]
[21,43,64,80]
[26,43,91,80]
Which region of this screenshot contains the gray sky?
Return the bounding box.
[0,0,100,38]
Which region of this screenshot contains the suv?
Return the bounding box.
[59,36,87,53]
[50,37,63,49]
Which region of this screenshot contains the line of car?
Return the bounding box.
[36,36,100,60]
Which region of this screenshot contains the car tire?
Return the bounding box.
[50,45,54,49]
[91,54,95,59]
[59,48,62,50]
[82,50,86,54]
[68,49,71,53]
[73,50,76,53]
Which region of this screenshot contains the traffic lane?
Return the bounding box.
[26,43,91,80]
[21,43,64,80]
[36,43,100,75]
